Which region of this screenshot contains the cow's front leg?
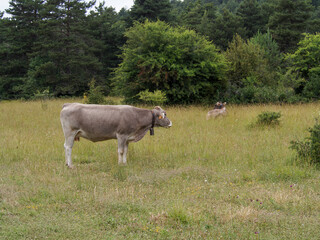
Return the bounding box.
[117,135,128,165]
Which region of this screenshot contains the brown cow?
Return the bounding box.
[60,103,172,168]
[206,102,227,120]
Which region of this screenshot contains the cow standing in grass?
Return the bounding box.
[206,102,227,120]
[60,103,172,168]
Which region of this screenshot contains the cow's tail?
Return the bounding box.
[62,103,72,109]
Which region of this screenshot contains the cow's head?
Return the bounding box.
[214,102,226,110]
[153,106,172,128]
[214,102,221,109]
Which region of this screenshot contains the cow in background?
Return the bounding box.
[60,103,172,168]
[206,102,227,120]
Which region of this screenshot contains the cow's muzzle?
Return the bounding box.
[166,121,172,128]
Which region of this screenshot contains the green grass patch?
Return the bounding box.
[1,100,320,239]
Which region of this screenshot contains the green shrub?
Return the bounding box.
[250,30,282,71]
[256,111,282,126]
[104,98,117,105]
[302,73,320,99]
[137,89,167,105]
[33,88,53,110]
[291,119,320,165]
[225,34,274,89]
[84,79,106,104]
[113,20,227,104]
[286,33,320,81]
[33,88,52,101]
[239,85,255,103]
[168,207,190,225]
[228,85,296,104]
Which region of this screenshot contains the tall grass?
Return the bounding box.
[1,99,320,239]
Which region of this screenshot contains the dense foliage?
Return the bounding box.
[256,111,282,126]
[137,89,168,105]
[291,118,320,165]
[84,79,107,104]
[0,0,320,104]
[114,20,227,104]
[286,33,320,98]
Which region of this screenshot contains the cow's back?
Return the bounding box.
[60,103,147,141]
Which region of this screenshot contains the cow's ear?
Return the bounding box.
[154,106,162,111]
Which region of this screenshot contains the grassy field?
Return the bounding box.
[1,99,320,239]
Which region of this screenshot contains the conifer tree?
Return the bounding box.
[87,5,126,94]
[268,0,312,52]
[211,8,246,50]
[28,0,102,96]
[0,0,43,98]
[130,0,172,23]
[236,0,265,38]
[182,0,204,29]
[182,1,216,36]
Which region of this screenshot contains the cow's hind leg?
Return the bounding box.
[64,133,76,168]
[122,141,129,165]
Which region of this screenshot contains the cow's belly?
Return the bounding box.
[76,126,148,143]
[77,130,117,142]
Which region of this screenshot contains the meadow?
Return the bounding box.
[0,99,320,239]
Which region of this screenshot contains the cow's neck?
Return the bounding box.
[150,110,155,136]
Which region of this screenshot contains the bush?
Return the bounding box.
[113,20,227,104]
[250,30,282,70]
[291,119,320,165]
[256,111,282,126]
[225,34,273,89]
[137,89,167,105]
[33,88,53,101]
[227,85,296,104]
[286,33,320,80]
[286,33,320,97]
[84,79,106,104]
[241,86,281,103]
[302,73,320,99]
[33,88,53,110]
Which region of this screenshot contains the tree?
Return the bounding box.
[268,0,312,52]
[286,33,320,79]
[225,34,271,88]
[114,20,228,104]
[182,1,217,36]
[224,34,293,103]
[236,0,265,38]
[311,0,320,7]
[129,0,172,23]
[0,14,12,99]
[182,0,204,30]
[210,8,246,50]
[170,0,186,25]
[308,5,320,33]
[27,0,102,96]
[87,4,126,94]
[286,33,320,97]
[0,0,44,99]
[250,30,282,71]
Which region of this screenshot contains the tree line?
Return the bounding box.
[0,0,320,104]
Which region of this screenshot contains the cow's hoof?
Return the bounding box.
[66,164,75,169]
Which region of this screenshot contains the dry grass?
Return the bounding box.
[1,99,320,239]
